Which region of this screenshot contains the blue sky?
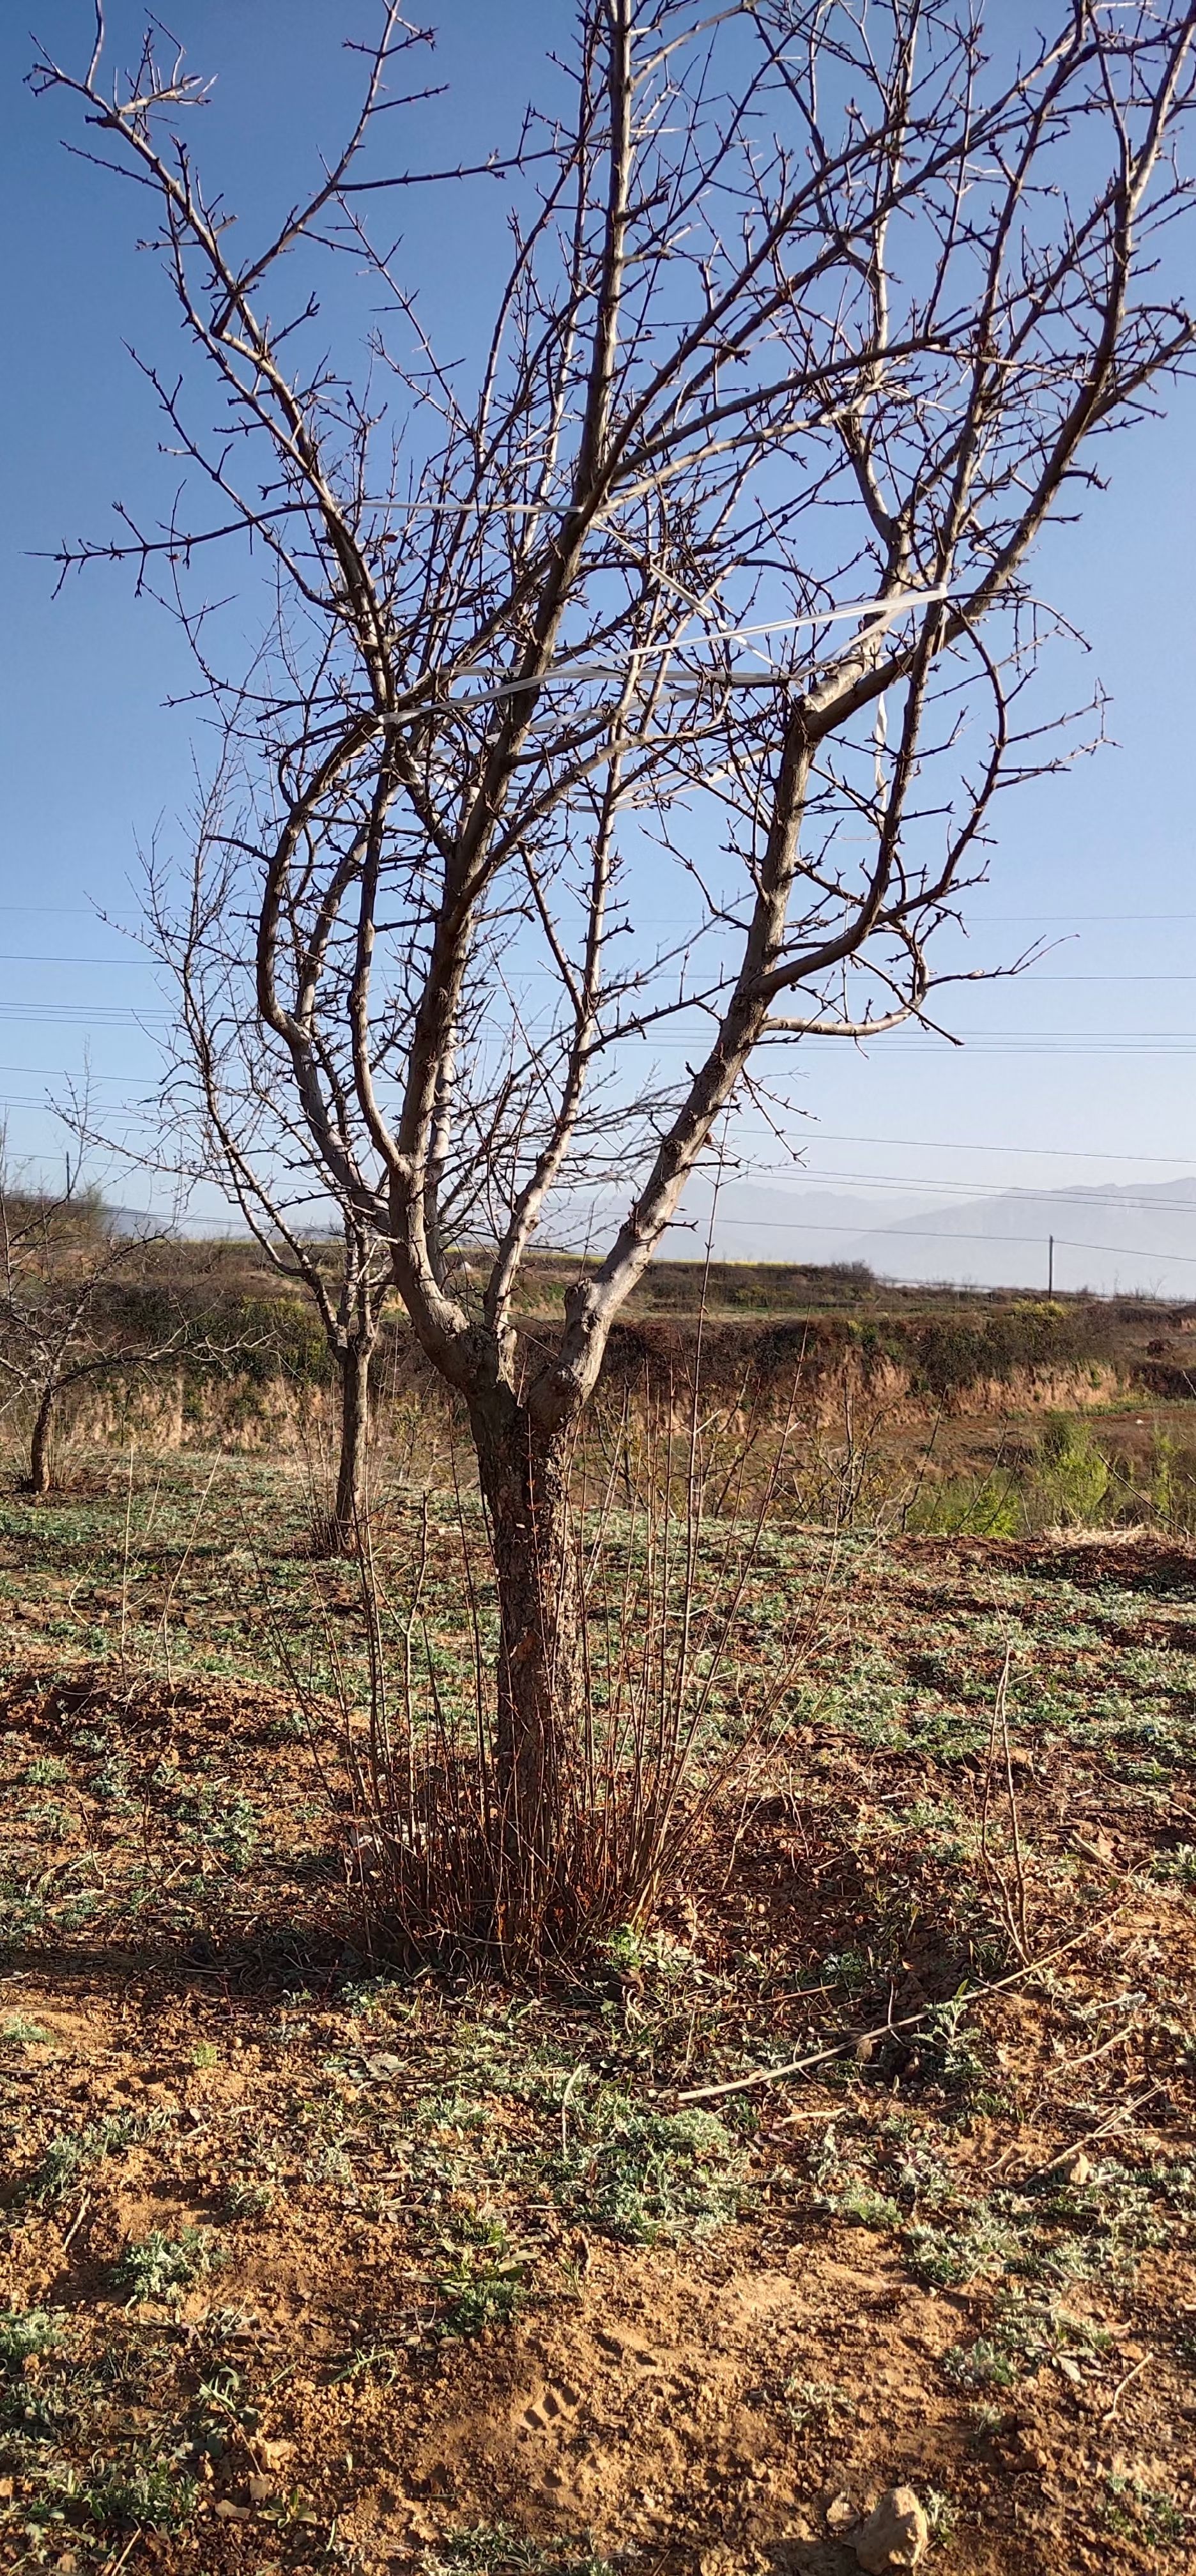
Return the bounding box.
[2,3,1195,1278]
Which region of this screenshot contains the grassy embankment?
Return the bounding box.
[25,1241,1196,1540]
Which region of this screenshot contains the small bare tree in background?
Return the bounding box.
[139,839,392,1552]
[0,1151,181,1494]
[35,1,1196,1940]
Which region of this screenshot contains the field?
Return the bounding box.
[3,1443,1196,2576]
[24,1244,1196,1548]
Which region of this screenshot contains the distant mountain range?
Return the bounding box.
[659,1176,1196,1298]
[135,1174,1196,1300]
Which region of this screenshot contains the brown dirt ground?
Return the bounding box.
[3,1525,1196,2576]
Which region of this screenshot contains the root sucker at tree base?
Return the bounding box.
[332,1377,816,1972]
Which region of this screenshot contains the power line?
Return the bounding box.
[755,1165,1196,1215]
[958,912,1196,924]
[887,1044,1196,1055]
[0,1006,169,1025]
[0,1112,1191,1278]
[3,901,1196,931]
[420,584,960,714]
[1,1086,1192,1207]
[0,954,156,969]
[11,949,1196,982]
[8,999,1196,1048]
[796,1130,1196,1168]
[1021,977,1196,983]
[0,1079,1192,1170]
[687,1210,1196,1269]
[0,1095,158,1117]
[8,1090,1190,1190]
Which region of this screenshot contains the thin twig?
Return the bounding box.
[560,2061,583,2158]
[674,1908,1130,2106]
[1050,2020,1137,2077]
[1100,2354,1149,2423]
[99,2536,141,2576]
[61,2189,93,2253]
[118,1440,135,1686]
[980,1643,1031,1965]
[1073,1837,1128,1878]
[1031,2082,1165,2177]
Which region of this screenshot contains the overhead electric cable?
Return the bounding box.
[739,1167,1196,1214]
[671,1211,1196,1267]
[785,1131,1196,1167]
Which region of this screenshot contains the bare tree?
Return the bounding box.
[0,1149,183,1494]
[139,824,391,1554]
[34,3,1196,1886]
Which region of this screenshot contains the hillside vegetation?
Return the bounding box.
[6,1236,1196,1541]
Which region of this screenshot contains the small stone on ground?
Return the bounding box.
[854,2485,929,2573]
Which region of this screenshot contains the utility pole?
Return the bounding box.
[1048,1234,1054,1296]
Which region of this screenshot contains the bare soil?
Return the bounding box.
[2,1474,1195,2575]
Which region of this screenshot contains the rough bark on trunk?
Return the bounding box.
[27,1384,57,1496]
[314,1338,371,1556]
[471,1392,582,1882]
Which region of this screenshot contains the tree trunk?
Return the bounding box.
[471,1393,582,1881]
[27,1384,57,1496]
[314,1338,371,1555]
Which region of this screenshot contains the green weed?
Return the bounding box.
[942,2333,1021,2391]
[428,2529,619,2576]
[82,2460,199,2532]
[942,2295,1110,2391]
[332,2333,408,2386]
[1034,1416,1112,1526]
[553,2092,747,2242]
[267,1710,309,1741]
[924,2490,959,2542]
[1105,2474,1188,2549]
[221,2176,275,2221]
[0,2310,61,2368]
[914,1997,990,2096]
[1018,2155,1195,2280]
[907,1472,1024,1540]
[113,2228,227,2303]
[1152,1844,1196,1889]
[167,1783,260,1868]
[190,2361,262,2463]
[435,2228,530,2338]
[784,2376,855,2428]
[808,2124,902,2230]
[89,1756,134,1806]
[833,2179,903,2230]
[904,2207,1022,2288]
[24,2113,154,2207]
